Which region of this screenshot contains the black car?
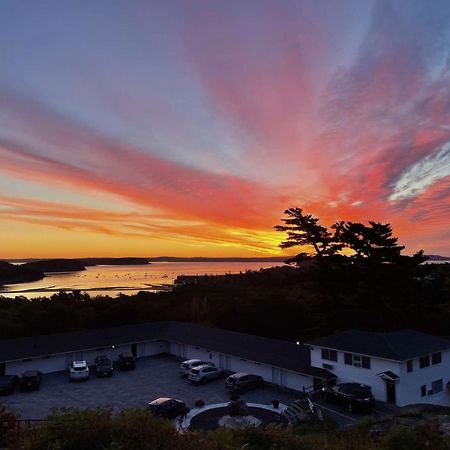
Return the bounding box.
[118,352,136,370]
[20,371,42,391]
[0,375,19,395]
[225,373,264,393]
[148,398,187,419]
[322,383,374,413]
[94,354,114,377]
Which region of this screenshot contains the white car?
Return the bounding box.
[179,359,215,377]
[188,364,223,384]
[69,360,90,381]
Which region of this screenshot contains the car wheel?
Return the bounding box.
[347,403,353,413]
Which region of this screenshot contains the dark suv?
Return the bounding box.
[118,352,136,370]
[225,373,264,393]
[20,371,42,391]
[322,383,374,413]
[0,375,19,395]
[94,354,114,377]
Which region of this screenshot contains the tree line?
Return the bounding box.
[275,207,426,265]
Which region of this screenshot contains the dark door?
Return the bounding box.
[131,343,137,357]
[0,362,5,376]
[386,379,396,404]
[313,377,322,390]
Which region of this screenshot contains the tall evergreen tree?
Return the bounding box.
[275,208,340,258]
[332,221,405,262]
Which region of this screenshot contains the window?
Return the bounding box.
[406,360,413,372]
[343,353,370,369]
[431,352,442,365]
[361,356,371,369]
[419,355,430,368]
[432,379,443,394]
[323,363,334,370]
[321,349,337,362]
[421,385,427,397]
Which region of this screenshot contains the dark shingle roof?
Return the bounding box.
[0,321,334,380]
[306,329,450,361]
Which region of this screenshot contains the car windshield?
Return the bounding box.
[227,378,237,384]
[190,369,200,375]
[73,366,87,371]
[97,359,110,366]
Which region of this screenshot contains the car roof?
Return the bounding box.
[183,359,203,364]
[0,375,17,381]
[195,364,216,370]
[337,383,371,393]
[229,372,249,378]
[149,397,175,405]
[73,361,88,367]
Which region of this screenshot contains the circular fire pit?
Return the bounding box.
[189,405,282,431]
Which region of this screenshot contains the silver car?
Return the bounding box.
[179,359,215,377]
[69,360,90,381]
[188,364,223,384]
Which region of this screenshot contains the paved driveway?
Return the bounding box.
[1,355,299,420]
[1,355,396,427]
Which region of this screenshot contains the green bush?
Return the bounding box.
[0,404,19,448]
[381,428,422,450]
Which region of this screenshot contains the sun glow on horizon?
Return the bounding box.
[0,0,449,258]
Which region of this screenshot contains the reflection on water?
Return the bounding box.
[1,261,283,299]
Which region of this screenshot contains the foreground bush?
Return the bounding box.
[18,406,450,450]
[0,405,19,448]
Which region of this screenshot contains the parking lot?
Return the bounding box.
[1,354,394,427]
[1,355,299,420]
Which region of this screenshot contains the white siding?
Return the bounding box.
[310,347,400,402]
[226,358,273,380]
[6,355,67,375]
[284,370,311,391]
[311,346,450,407]
[137,341,169,357]
[396,350,450,407]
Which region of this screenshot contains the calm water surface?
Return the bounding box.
[1,261,283,298]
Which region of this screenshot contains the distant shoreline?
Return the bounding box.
[4,255,449,264]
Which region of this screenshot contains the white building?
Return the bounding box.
[306,329,450,407]
[0,321,334,393]
[1,322,449,407]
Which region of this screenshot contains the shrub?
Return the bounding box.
[381,428,422,450]
[24,407,113,450]
[0,404,19,448]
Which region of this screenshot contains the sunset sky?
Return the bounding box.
[1,0,449,258]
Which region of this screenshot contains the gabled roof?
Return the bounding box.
[306,329,450,361]
[0,321,335,380]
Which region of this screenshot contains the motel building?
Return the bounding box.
[0,321,449,407]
